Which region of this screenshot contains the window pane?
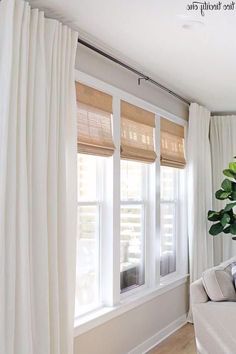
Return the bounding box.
[120,205,145,292]
[160,203,176,277]
[160,165,178,277]
[77,154,97,201]
[160,166,176,201]
[75,205,100,317]
[121,160,143,201]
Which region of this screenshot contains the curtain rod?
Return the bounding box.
[77,37,190,106]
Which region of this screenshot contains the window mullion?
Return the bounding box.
[146,114,161,288]
[100,96,121,307]
[77,201,100,206]
[120,200,144,206]
[176,169,188,276]
[111,96,121,305]
[154,114,161,286]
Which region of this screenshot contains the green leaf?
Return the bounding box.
[231,191,236,200]
[220,213,230,227]
[229,162,236,173]
[221,179,232,192]
[223,226,231,234]
[223,169,236,179]
[209,222,224,236]
[208,210,221,221]
[224,202,236,212]
[215,189,231,200]
[230,224,236,235]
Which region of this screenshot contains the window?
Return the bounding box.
[120,101,156,293]
[74,77,188,323]
[160,118,186,277]
[75,82,115,317]
[120,160,146,292]
[75,154,103,317]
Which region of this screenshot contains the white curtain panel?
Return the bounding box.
[187,103,213,284]
[210,115,236,265]
[0,1,78,353]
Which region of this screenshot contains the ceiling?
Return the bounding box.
[29,0,236,112]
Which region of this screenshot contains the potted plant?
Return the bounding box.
[208,159,236,240]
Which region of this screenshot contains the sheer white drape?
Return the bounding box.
[0,1,78,353]
[187,103,213,284]
[210,115,236,265]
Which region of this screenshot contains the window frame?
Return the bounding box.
[75,69,188,326]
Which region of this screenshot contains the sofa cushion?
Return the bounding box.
[191,279,209,305]
[202,262,236,302]
[193,301,236,354]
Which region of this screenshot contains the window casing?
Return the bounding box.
[75,74,188,322]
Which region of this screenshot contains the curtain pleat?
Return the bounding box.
[210,115,236,265]
[187,103,214,323]
[0,1,78,353]
[187,103,213,283]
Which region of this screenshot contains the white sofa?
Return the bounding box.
[191,258,236,354]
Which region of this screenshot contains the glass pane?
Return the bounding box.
[120,205,145,292]
[160,203,176,277]
[121,160,143,201]
[75,205,100,317]
[160,166,178,277]
[160,166,177,201]
[77,154,97,201]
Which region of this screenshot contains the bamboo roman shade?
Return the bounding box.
[120,101,157,163]
[160,118,186,168]
[76,82,115,156]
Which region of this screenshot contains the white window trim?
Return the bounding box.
[75,69,188,333]
[100,96,121,307]
[75,70,188,128]
[74,274,188,337]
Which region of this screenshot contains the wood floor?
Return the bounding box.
[147,324,197,354]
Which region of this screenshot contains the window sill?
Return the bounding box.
[74,273,189,337]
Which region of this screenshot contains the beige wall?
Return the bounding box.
[75,44,189,121]
[74,282,189,354]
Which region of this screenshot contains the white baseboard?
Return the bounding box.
[128,314,187,354]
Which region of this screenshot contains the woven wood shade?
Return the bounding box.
[121,101,157,163]
[76,82,112,113]
[160,118,186,168]
[76,82,115,156]
[121,101,155,127]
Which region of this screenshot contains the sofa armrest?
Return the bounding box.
[191,279,209,305]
